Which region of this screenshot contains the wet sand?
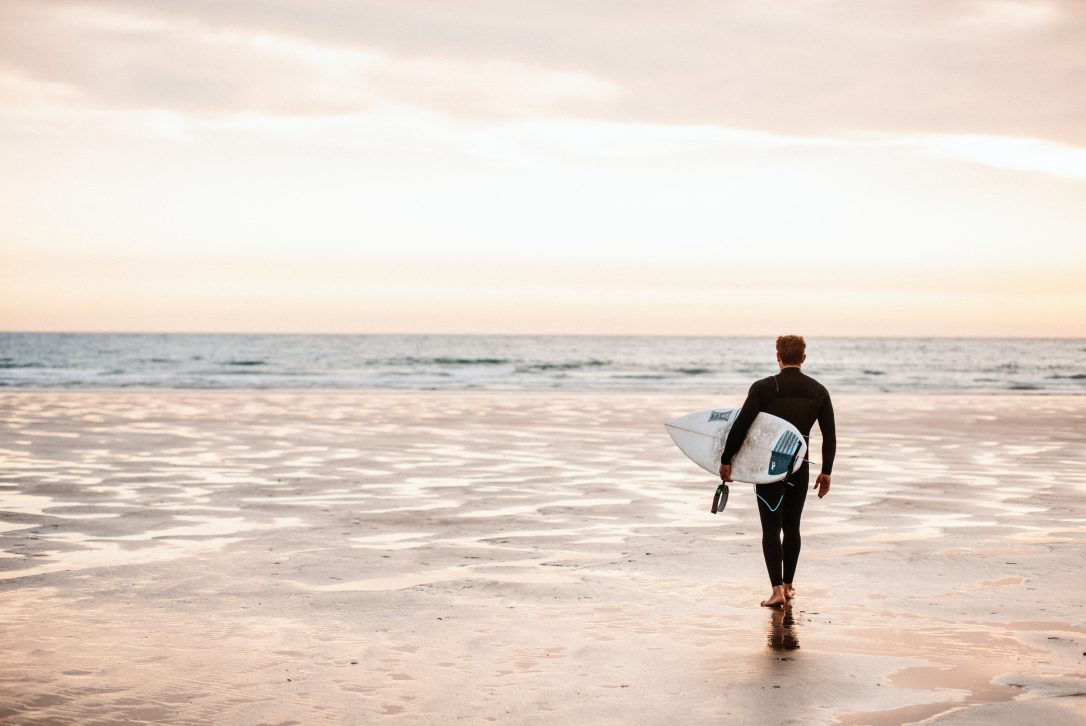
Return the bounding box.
[1,391,1085,724]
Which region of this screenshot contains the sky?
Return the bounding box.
[1,0,1084,336]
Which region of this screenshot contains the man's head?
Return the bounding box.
[776,335,806,368]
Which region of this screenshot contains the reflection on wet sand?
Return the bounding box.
[767,606,800,653]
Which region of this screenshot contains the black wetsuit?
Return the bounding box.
[720,367,836,587]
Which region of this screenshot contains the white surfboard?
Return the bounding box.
[665,408,807,485]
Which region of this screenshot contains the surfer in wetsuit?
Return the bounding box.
[718,335,836,608]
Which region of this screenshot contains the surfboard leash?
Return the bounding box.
[711,483,729,514]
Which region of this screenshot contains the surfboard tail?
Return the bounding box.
[768,430,802,476]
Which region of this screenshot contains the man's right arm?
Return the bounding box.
[720,382,763,472]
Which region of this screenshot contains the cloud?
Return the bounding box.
[0,1,618,119]
[912,133,1086,180]
[1,0,1083,144]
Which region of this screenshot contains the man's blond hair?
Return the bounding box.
[776,335,806,366]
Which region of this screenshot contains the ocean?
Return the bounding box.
[1,333,1083,393]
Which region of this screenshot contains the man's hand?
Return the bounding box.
[814,473,831,498]
[719,464,733,482]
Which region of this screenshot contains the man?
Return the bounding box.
[718,335,836,608]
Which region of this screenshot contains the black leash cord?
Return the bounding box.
[711,483,730,514]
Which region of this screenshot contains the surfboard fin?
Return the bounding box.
[711,483,730,514]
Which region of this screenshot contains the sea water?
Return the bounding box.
[1,333,1083,393]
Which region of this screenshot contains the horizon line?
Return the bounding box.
[3,330,1084,341]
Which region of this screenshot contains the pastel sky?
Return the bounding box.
[1,0,1084,335]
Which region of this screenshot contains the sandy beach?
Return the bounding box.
[1,390,1084,725]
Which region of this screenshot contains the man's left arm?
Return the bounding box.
[814,394,836,498]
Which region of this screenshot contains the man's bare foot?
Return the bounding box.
[784,584,796,601]
[760,585,788,608]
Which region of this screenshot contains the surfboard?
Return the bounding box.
[664,408,807,485]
